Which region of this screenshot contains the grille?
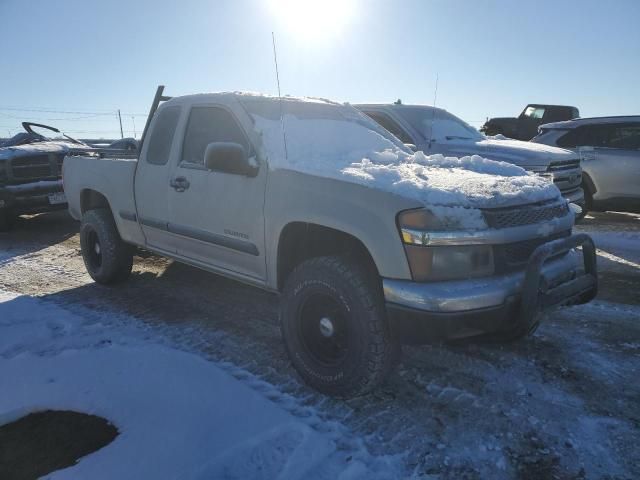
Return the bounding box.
[494,230,571,272]
[548,159,580,171]
[482,201,569,229]
[9,154,57,180]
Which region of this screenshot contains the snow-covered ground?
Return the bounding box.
[0,290,401,479]
[0,210,639,479]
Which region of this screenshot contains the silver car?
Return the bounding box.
[532,116,640,214]
[356,104,585,209]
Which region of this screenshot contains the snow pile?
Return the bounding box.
[0,291,400,480]
[251,109,560,229]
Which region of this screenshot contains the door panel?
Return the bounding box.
[593,148,640,198]
[134,105,182,252]
[166,105,267,281]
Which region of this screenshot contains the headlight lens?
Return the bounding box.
[398,208,494,281]
[403,244,494,281]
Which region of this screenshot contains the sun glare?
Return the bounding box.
[267,0,356,43]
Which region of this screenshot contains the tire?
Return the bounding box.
[280,255,399,398]
[80,208,133,284]
[0,208,10,232]
[582,183,593,216]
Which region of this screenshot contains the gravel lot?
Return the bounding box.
[1,210,638,479]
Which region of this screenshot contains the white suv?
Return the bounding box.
[532,116,640,214]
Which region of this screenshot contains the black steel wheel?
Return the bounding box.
[80,208,133,284]
[280,255,399,397]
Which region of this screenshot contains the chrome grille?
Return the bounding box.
[548,159,581,172]
[495,230,571,272]
[9,154,57,180]
[482,201,569,229]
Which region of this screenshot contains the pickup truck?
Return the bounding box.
[356,103,585,211]
[481,104,580,141]
[0,122,89,230]
[63,87,598,397]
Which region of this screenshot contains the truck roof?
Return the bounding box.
[354,103,446,112]
[162,92,340,107]
[540,115,640,130]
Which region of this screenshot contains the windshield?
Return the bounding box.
[396,107,484,142]
[243,99,410,170]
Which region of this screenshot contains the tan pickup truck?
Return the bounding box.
[63,87,597,397]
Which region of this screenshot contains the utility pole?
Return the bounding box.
[117,109,124,139]
[131,116,137,138]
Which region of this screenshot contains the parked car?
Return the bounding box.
[63,87,597,397]
[481,104,579,140]
[532,116,640,214]
[355,104,585,209]
[0,122,91,231]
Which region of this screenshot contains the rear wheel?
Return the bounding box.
[280,255,399,397]
[80,208,133,284]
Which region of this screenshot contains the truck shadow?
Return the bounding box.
[0,211,77,263]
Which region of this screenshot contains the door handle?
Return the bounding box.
[170,176,190,192]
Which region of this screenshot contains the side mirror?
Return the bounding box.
[204,142,258,177]
[404,143,417,152]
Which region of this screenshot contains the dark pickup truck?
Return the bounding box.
[481,104,579,141]
[0,122,92,231]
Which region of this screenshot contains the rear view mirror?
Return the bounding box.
[204,142,258,177]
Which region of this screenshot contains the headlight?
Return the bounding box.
[403,244,494,281]
[398,208,494,281]
[397,208,456,245]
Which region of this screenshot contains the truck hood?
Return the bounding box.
[251,113,561,230]
[0,141,86,161]
[427,137,576,169]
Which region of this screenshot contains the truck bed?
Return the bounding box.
[63,154,144,245]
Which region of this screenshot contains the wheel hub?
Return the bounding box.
[94,242,101,255]
[319,317,334,337]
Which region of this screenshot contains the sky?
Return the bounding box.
[0,0,638,139]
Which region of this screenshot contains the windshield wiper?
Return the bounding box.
[445,135,473,140]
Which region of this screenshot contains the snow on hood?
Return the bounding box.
[250,108,561,230]
[0,140,82,160]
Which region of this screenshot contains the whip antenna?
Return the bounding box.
[427,73,439,148]
[271,32,288,161]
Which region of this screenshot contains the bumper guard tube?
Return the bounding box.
[518,233,597,333]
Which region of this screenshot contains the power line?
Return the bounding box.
[0,106,148,117]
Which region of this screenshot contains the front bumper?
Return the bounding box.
[562,187,584,206]
[0,180,66,214]
[384,234,597,342]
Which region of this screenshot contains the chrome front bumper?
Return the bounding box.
[563,187,585,205]
[383,240,595,314]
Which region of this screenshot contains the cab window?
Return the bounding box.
[182,106,250,165]
[523,106,546,119]
[146,106,181,165]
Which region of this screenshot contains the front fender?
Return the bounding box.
[264,170,420,288]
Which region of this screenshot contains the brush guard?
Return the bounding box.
[518,233,598,333]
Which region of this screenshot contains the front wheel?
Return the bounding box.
[80,208,133,284]
[280,255,399,397]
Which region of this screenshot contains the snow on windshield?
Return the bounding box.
[246,99,560,229]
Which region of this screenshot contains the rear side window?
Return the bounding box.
[363,111,412,144]
[556,129,580,148]
[182,106,250,165]
[607,123,640,150]
[146,106,181,165]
